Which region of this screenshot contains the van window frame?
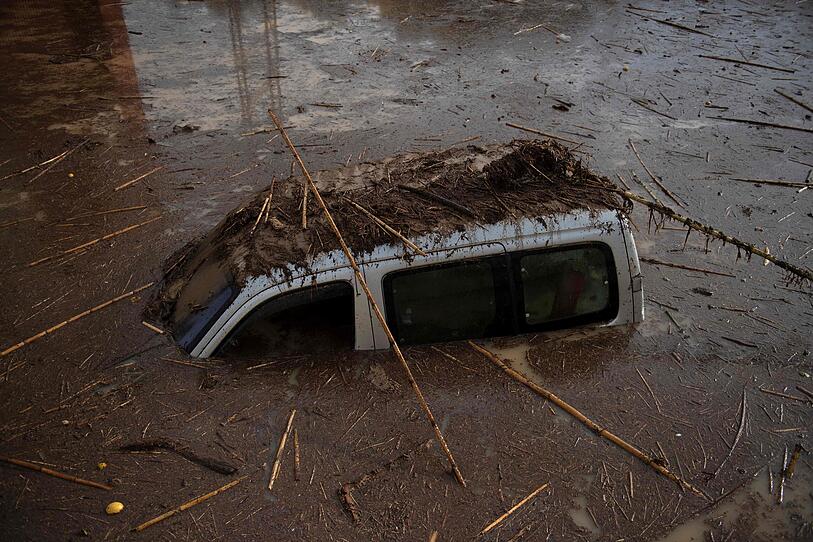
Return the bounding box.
[381,242,618,346]
[212,279,355,358]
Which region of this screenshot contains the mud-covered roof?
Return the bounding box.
[152,139,627,322]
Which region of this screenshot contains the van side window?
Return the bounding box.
[383,257,510,346]
[214,281,354,358]
[516,244,617,329]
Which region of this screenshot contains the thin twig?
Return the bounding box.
[698,55,795,73]
[28,216,161,267]
[774,89,813,114]
[640,257,735,277]
[342,197,426,256]
[710,389,746,479]
[26,139,90,184]
[629,140,684,207]
[113,165,164,191]
[709,116,813,134]
[1,282,155,357]
[505,122,580,144]
[479,482,550,535]
[268,409,296,491]
[269,109,466,486]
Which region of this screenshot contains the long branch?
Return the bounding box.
[620,190,812,282]
[268,109,466,487]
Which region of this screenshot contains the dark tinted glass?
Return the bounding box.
[384,257,505,345]
[517,245,616,328]
[215,281,354,358]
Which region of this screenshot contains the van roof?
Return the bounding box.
[153,139,627,321]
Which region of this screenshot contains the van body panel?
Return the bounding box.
[190,209,644,357]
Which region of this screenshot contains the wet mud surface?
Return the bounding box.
[0,1,811,540]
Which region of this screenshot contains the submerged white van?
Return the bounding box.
[157,140,644,358]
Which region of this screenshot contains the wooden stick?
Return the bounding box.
[342,197,427,256]
[479,482,550,535]
[65,205,148,222]
[250,194,270,235]
[469,341,710,499]
[269,109,466,487]
[618,190,813,282]
[505,122,580,144]
[698,55,795,73]
[0,282,154,357]
[27,138,90,184]
[629,140,683,208]
[758,387,810,404]
[774,89,813,114]
[710,389,746,478]
[293,429,301,481]
[268,409,296,491]
[398,184,477,218]
[134,476,246,531]
[640,257,735,278]
[141,321,165,334]
[113,165,164,191]
[0,455,112,491]
[28,216,161,267]
[709,116,813,134]
[726,177,809,189]
[301,175,308,229]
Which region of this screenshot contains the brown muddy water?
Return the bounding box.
[0,1,811,540]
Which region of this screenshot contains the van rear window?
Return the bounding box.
[383,244,617,346]
[516,245,616,330]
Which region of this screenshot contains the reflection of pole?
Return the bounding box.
[262,0,283,112]
[227,0,251,121]
[98,3,146,128]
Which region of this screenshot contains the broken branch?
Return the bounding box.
[268,409,296,491]
[469,341,709,499]
[709,389,747,479]
[618,190,812,282]
[269,109,466,486]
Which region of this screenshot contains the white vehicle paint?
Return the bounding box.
[190,209,644,357]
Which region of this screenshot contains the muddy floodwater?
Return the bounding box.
[0,1,811,540]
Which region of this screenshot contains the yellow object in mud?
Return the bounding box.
[105,502,124,515]
[97,462,107,470]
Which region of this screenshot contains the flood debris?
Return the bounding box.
[0,455,112,491]
[269,109,468,487]
[119,438,238,475]
[27,215,162,267]
[268,408,296,492]
[707,389,746,480]
[339,439,433,523]
[113,164,164,191]
[134,476,246,532]
[0,282,155,358]
[479,481,550,536]
[469,341,710,499]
